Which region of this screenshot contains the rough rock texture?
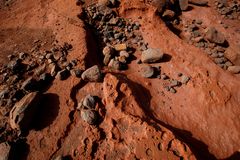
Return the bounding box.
[81,65,102,82]
[0,0,240,159]
[9,92,40,130]
[141,48,164,63]
[205,27,226,45]
[0,142,11,160]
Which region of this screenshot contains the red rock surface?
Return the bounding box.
[0,0,240,160]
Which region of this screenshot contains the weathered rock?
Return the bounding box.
[8,59,23,73]
[181,75,190,84]
[170,87,176,93]
[0,142,11,160]
[227,66,240,74]
[118,56,127,64]
[81,65,102,82]
[81,109,98,125]
[9,92,40,130]
[102,46,114,56]
[50,64,59,77]
[103,54,112,65]
[114,43,127,51]
[108,59,121,70]
[141,48,164,63]
[189,0,208,6]
[179,0,189,11]
[19,52,28,59]
[205,27,226,45]
[140,65,154,78]
[224,47,240,65]
[119,51,129,58]
[83,94,96,109]
[56,69,70,80]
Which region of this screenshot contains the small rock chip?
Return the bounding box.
[9,92,40,130]
[81,109,98,125]
[181,75,190,84]
[205,27,226,45]
[108,59,121,70]
[56,69,70,80]
[103,54,112,65]
[141,48,164,63]
[170,87,176,93]
[102,46,114,56]
[81,65,102,82]
[119,51,129,58]
[0,142,11,160]
[179,0,188,11]
[227,66,240,74]
[140,65,154,78]
[83,95,96,109]
[114,43,127,51]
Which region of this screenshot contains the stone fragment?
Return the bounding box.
[162,9,175,19]
[140,65,154,78]
[141,48,164,63]
[0,142,11,160]
[114,44,127,51]
[227,66,240,74]
[9,92,40,130]
[83,95,96,109]
[108,59,121,70]
[81,65,102,82]
[102,46,114,56]
[205,27,226,45]
[81,109,98,125]
[181,75,190,84]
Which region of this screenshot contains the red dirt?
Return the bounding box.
[0,0,240,160]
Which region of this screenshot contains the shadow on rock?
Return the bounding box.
[114,73,217,160]
[31,93,60,131]
[9,138,29,160]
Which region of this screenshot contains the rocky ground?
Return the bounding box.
[0,0,240,159]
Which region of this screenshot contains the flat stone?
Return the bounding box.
[114,43,127,51]
[205,27,226,45]
[140,65,154,78]
[0,142,11,160]
[83,94,96,109]
[81,109,98,125]
[141,48,164,63]
[81,65,102,82]
[179,0,188,11]
[9,92,40,130]
[227,66,240,74]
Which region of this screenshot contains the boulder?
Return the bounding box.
[9,92,40,130]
